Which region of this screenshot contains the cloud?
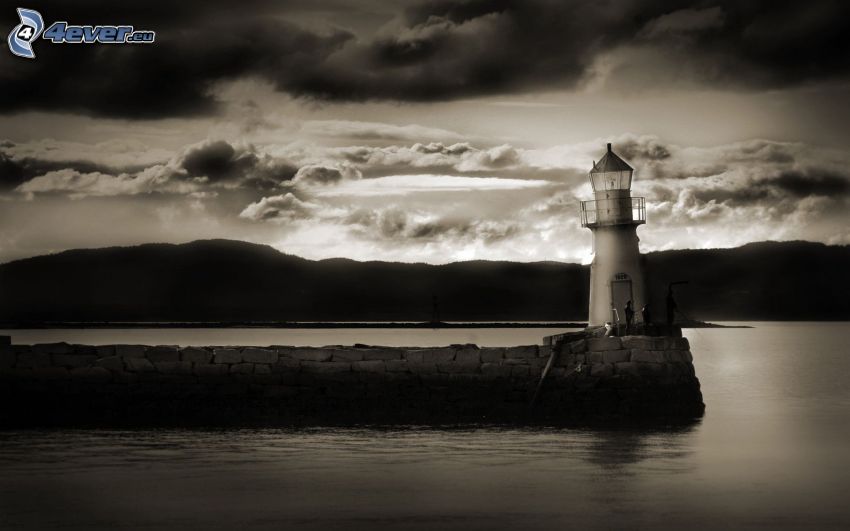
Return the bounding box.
[292,164,361,187]
[301,120,470,143]
[239,192,320,222]
[14,167,198,199]
[2,1,850,117]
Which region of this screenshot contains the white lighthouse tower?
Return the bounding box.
[580,143,647,327]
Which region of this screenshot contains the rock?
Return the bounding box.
[253,364,272,374]
[155,361,193,374]
[586,337,621,351]
[32,342,74,355]
[147,346,180,363]
[242,348,278,364]
[330,349,364,362]
[352,360,386,372]
[124,358,155,372]
[16,352,51,368]
[279,348,332,362]
[115,345,147,358]
[230,363,254,374]
[51,354,97,368]
[601,349,630,364]
[674,337,690,350]
[480,348,505,362]
[505,345,538,359]
[95,356,125,371]
[213,348,243,364]
[194,364,228,376]
[181,347,212,364]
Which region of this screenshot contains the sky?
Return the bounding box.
[1,0,849,264]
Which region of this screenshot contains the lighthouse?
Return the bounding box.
[580,143,647,328]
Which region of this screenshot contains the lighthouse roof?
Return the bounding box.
[591,143,633,173]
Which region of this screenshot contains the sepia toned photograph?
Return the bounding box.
[1,1,848,529]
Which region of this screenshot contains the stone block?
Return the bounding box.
[674,337,691,350]
[32,367,69,380]
[155,361,193,374]
[125,358,155,372]
[555,351,577,368]
[194,364,228,376]
[587,352,604,364]
[590,363,614,378]
[362,349,402,361]
[253,364,272,374]
[652,337,677,350]
[95,345,115,357]
[511,365,531,377]
[587,337,621,351]
[352,360,386,373]
[32,342,73,355]
[480,347,504,362]
[682,350,693,363]
[147,345,180,363]
[631,349,666,363]
[272,358,300,372]
[242,348,278,364]
[181,347,212,364]
[437,362,472,374]
[538,345,553,359]
[301,361,351,373]
[416,348,455,363]
[213,348,243,364]
[0,350,15,369]
[95,356,125,371]
[481,363,512,378]
[407,361,439,374]
[72,345,98,355]
[455,348,481,365]
[505,345,538,359]
[51,354,96,368]
[280,348,332,362]
[568,339,587,354]
[330,349,364,362]
[602,349,630,364]
[614,361,638,376]
[230,363,254,374]
[70,366,112,382]
[16,352,51,368]
[620,336,654,350]
[115,345,147,358]
[385,360,409,372]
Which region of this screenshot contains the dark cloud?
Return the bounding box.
[762,170,850,198]
[2,1,849,117]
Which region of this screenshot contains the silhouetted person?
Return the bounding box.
[624,300,634,334]
[641,303,651,325]
[666,287,677,326]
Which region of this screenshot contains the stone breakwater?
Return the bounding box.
[0,334,704,427]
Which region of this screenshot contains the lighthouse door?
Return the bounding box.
[610,274,633,326]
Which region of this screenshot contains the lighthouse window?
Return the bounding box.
[614,273,629,280]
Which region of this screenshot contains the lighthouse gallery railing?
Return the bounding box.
[580,196,646,227]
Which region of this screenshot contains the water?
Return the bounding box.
[1,322,849,530]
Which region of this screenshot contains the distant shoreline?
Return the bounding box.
[0,320,752,329]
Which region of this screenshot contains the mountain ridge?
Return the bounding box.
[0,239,847,322]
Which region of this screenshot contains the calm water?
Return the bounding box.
[1,322,849,530]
